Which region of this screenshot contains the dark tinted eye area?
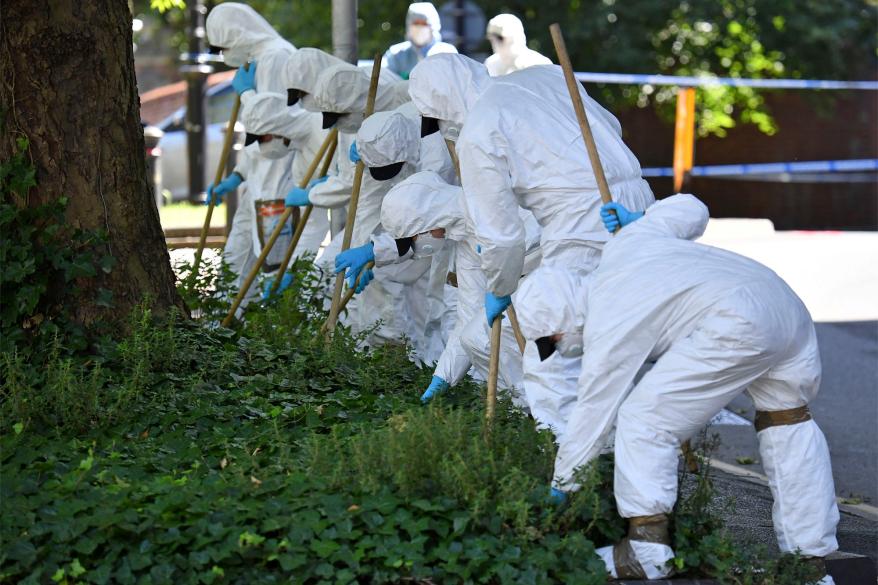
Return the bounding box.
[208,45,223,54]
[535,336,557,361]
[287,88,304,106]
[369,161,405,181]
[322,112,343,129]
[421,116,440,137]
[244,132,260,146]
[395,236,414,256]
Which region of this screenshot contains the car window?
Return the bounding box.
[156,104,186,132]
[207,89,236,125]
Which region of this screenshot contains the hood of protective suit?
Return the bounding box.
[408,54,491,128]
[206,3,288,65]
[308,63,411,131]
[356,108,420,168]
[283,48,346,93]
[381,171,466,241]
[240,95,301,139]
[512,267,589,341]
[487,13,527,48]
[407,2,443,41]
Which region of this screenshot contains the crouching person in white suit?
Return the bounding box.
[514,194,839,582]
[380,171,541,407]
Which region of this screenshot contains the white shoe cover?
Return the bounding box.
[596,541,674,580]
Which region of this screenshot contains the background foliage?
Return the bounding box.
[138,0,877,135]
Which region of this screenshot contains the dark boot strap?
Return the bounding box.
[755,405,811,433]
[612,514,672,580]
[629,513,671,545]
[613,538,647,579]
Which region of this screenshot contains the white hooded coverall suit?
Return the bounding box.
[408,54,655,439]
[381,171,540,403]
[484,13,552,77]
[515,194,838,580]
[206,3,305,303]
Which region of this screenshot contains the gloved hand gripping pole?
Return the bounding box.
[319,258,375,334]
[323,55,383,342]
[188,63,248,291]
[221,128,339,327]
[268,129,339,296]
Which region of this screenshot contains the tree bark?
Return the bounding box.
[0,0,186,326]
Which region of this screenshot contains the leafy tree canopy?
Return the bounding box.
[140,0,877,136]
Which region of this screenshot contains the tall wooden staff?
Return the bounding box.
[323,55,383,341]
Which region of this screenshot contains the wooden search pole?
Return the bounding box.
[506,306,527,354]
[323,55,383,341]
[486,317,502,421]
[549,24,615,210]
[220,128,339,327]
[188,64,247,290]
[267,129,339,296]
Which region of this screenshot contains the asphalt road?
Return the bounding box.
[710,320,878,506]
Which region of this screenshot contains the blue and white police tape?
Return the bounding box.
[641,159,878,178]
[574,71,878,91]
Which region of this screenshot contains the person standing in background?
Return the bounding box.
[383,2,457,80]
[484,13,551,77]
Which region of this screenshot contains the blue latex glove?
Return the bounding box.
[334,242,375,279]
[352,268,373,293]
[421,375,450,403]
[549,487,568,505]
[349,141,360,163]
[206,173,243,205]
[600,202,644,233]
[231,62,257,95]
[262,273,293,300]
[285,176,328,207]
[485,292,512,327]
[285,186,311,207]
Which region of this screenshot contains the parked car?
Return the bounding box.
[155,80,242,203]
[142,123,164,208]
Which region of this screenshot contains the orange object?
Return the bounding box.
[673,87,696,192]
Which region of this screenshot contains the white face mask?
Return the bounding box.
[412,232,446,259]
[556,329,584,358]
[489,37,507,55]
[244,140,261,155]
[258,138,291,160]
[437,119,461,142]
[222,46,248,67]
[408,24,433,47]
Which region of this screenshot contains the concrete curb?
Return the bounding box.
[709,457,878,522]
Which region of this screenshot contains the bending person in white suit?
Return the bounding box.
[514,194,839,582]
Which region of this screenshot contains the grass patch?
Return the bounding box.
[159,202,225,230]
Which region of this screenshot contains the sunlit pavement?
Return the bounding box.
[696,220,878,565]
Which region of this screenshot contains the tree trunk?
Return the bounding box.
[0,0,186,326]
